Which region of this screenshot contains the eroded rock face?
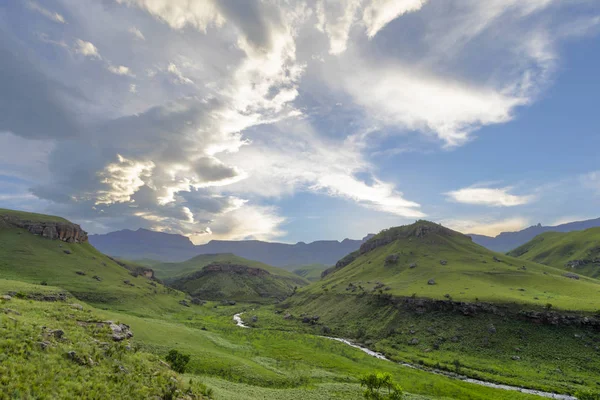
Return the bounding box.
[1,215,88,243]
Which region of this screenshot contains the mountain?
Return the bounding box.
[90,229,373,268]
[0,208,186,314]
[468,217,600,252]
[508,227,600,278]
[292,264,330,282]
[160,254,309,303]
[308,220,600,310]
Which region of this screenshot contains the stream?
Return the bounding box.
[232,313,577,399]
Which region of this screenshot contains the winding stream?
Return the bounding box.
[233,313,576,399]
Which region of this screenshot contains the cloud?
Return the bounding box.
[445,186,535,207]
[581,171,600,194]
[167,63,194,85]
[107,65,135,77]
[74,39,101,59]
[96,155,155,205]
[316,0,362,54]
[443,216,530,237]
[128,26,145,40]
[363,0,428,38]
[129,84,137,93]
[26,1,66,24]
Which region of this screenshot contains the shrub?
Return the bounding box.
[576,390,600,400]
[166,349,191,374]
[40,281,48,286]
[360,372,404,400]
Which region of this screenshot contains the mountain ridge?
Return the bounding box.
[90,229,374,268]
[469,217,600,252]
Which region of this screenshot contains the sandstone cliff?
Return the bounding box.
[1,214,88,243]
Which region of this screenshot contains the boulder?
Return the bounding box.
[75,271,85,276]
[283,313,292,320]
[440,260,447,266]
[408,338,419,345]
[0,295,12,301]
[385,254,399,265]
[511,356,521,361]
[108,322,133,341]
[427,279,436,285]
[563,272,580,280]
[488,324,497,334]
[409,263,417,269]
[64,250,72,255]
[251,316,258,323]
[70,303,83,310]
[92,275,102,281]
[178,300,190,307]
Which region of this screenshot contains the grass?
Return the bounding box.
[0,280,210,399]
[154,253,309,303]
[508,228,600,278]
[0,208,69,223]
[0,222,188,316]
[308,221,600,311]
[1,211,597,399]
[269,293,600,395]
[293,264,330,282]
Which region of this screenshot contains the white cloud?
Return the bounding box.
[167,63,194,85]
[363,0,427,38]
[445,186,535,207]
[338,60,525,146]
[129,84,137,93]
[74,39,101,59]
[581,171,600,194]
[443,216,530,237]
[96,155,155,205]
[116,0,224,32]
[316,0,362,54]
[107,65,135,77]
[27,1,66,24]
[128,26,145,40]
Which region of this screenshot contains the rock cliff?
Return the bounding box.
[1,214,88,243]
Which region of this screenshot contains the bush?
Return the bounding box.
[166,349,191,374]
[360,372,404,400]
[576,390,600,400]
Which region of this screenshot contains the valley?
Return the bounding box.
[2,209,600,399]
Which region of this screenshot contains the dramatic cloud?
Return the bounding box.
[74,39,101,59]
[96,155,155,205]
[446,187,535,207]
[167,63,194,85]
[445,186,535,207]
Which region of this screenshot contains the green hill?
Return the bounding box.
[292,264,329,281]
[0,209,186,315]
[309,220,600,311]
[507,227,600,278]
[159,254,309,303]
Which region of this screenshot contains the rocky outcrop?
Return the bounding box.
[201,262,271,277]
[1,215,87,243]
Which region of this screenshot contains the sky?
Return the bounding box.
[0,0,599,244]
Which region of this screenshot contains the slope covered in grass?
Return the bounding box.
[311,221,600,311]
[0,209,186,315]
[0,280,210,399]
[508,228,600,278]
[292,264,329,282]
[165,255,309,303]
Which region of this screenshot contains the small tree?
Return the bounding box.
[166,349,191,373]
[360,372,404,400]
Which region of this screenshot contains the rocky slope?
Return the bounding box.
[1,210,87,243]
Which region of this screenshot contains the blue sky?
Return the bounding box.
[0,0,599,244]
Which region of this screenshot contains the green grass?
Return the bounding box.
[0,280,210,399]
[308,221,600,311]
[271,293,600,395]
[0,222,187,316]
[293,264,329,282]
[0,208,69,223]
[155,253,309,303]
[508,228,600,278]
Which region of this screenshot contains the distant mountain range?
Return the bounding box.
[89,229,375,268]
[468,217,600,252]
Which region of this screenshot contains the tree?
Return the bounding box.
[360,372,404,400]
[166,349,191,373]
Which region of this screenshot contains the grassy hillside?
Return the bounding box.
[165,255,309,303]
[508,228,600,278]
[292,264,329,282]
[0,280,210,399]
[0,210,186,315]
[310,221,600,311]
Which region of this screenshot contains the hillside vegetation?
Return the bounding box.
[163,254,309,303]
[292,264,329,281]
[508,227,600,278]
[312,221,600,311]
[0,209,187,315]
